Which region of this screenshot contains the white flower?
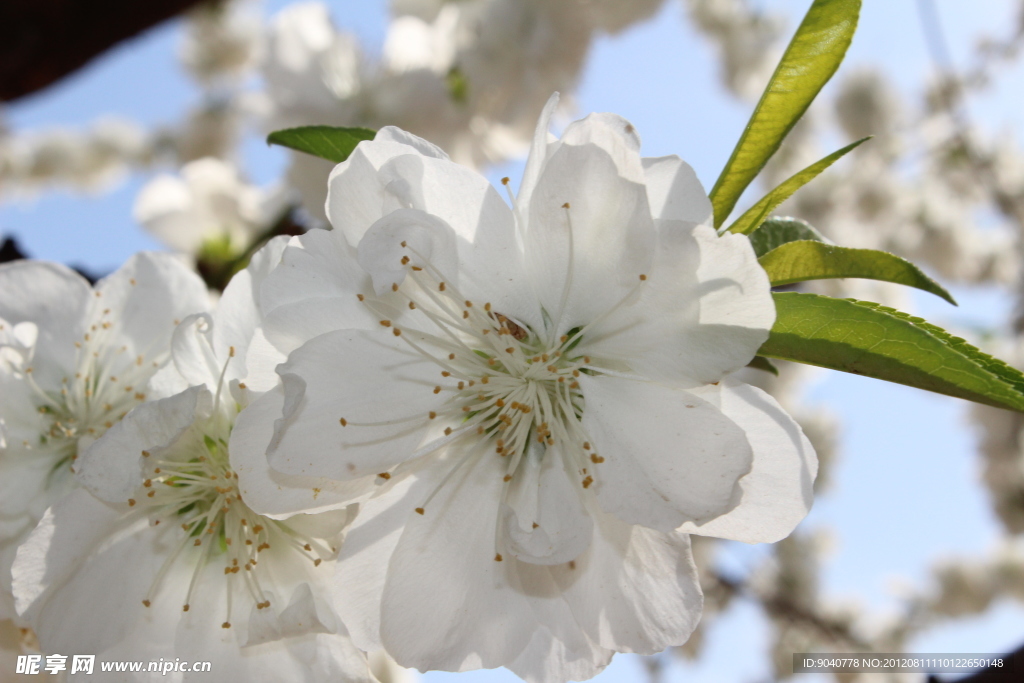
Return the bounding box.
[0,254,209,622]
[12,240,375,682]
[245,95,817,680]
[133,157,288,257]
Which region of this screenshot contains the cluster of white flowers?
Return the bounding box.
[133,157,288,259]
[0,103,816,681]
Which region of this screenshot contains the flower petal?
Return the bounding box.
[583,222,772,385]
[260,230,378,356]
[94,252,211,362]
[12,489,158,655]
[678,379,817,543]
[325,133,445,246]
[551,503,703,654]
[232,388,376,519]
[76,386,212,503]
[357,208,459,296]
[578,374,752,532]
[642,156,712,224]
[269,330,440,479]
[500,444,593,566]
[377,447,602,679]
[215,235,290,383]
[0,261,91,386]
[524,139,655,338]
[517,92,560,216]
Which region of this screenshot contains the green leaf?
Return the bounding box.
[727,137,869,235]
[748,217,827,257]
[758,241,956,304]
[759,293,1024,412]
[708,0,861,228]
[267,126,376,163]
[747,356,780,375]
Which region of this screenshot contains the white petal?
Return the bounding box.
[517,92,560,217]
[583,221,771,385]
[0,261,91,385]
[500,444,593,565]
[678,379,817,543]
[12,489,158,655]
[693,225,775,331]
[215,235,290,384]
[333,473,420,653]
[232,388,376,519]
[524,139,655,338]
[325,136,443,246]
[375,126,448,160]
[642,156,712,225]
[260,230,378,356]
[133,173,205,252]
[578,374,752,532]
[269,330,439,479]
[76,386,211,503]
[95,252,211,363]
[167,313,222,390]
[357,208,459,296]
[551,503,703,654]
[378,447,601,678]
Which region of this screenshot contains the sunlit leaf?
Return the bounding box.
[267,126,376,163]
[748,217,827,257]
[727,138,869,235]
[709,0,861,228]
[758,241,956,304]
[759,293,1024,412]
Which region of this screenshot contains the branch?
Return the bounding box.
[0,0,211,101]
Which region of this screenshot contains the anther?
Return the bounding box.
[379,320,391,327]
[501,177,510,185]
[357,294,365,301]
[415,507,425,515]
[494,553,503,562]
[639,274,648,281]
[582,476,593,489]
[392,283,399,292]
[439,282,447,292]
[393,328,402,337]
[339,418,348,427]
[378,473,391,480]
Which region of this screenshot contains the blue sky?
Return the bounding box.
[3,1,1024,680]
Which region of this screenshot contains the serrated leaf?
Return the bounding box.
[709,0,861,228]
[727,137,869,235]
[748,217,827,258]
[759,293,1024,412]
[747,356,780,375]
[267,126,376,163]
[758,241,956,304]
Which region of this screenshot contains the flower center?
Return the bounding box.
[15,302,155,474]
[348,237,646,511]
[131,409,334,629]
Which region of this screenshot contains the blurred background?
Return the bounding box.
[2,1,1024,681]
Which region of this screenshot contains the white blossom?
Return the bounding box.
[239,96,816,680]
[133,157,288,257]
[0,254,209,624]
[12,240,374,682]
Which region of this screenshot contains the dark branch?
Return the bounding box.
[0,0,210,102]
